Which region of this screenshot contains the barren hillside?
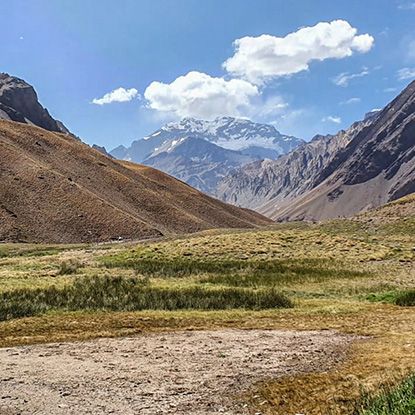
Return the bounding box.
[0,121,271,243]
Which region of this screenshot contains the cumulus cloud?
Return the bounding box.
[144,71,259,119]
[322,115,342,124]
[397,67,415,80]
[332,68,370,87]
[223,20,374,84]
[92,87,139,105]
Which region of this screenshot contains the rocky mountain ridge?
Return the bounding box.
[217,81,415,221]
[0,73,69,134]
[217,115,375,211]
[109,117,304,194]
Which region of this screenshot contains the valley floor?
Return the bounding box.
[0,329,356,415]
[0,208,414,414]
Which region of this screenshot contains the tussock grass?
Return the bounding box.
[366,290,415,307]
[0,244,80,258]
[395,290,415,307]
[57,259,82,275]
[102,256,368,286]
[0,276,293,321]
[355,374,415,414]
[0,212,414,414]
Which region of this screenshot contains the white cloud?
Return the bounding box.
[340,97,361,105]
[144,71,259,120]
[398,2,415,10]
[332,68,370,87]
[92,87,139,105]
[223,20,374,84]
[384,87,398,93]
[247,95,289,121]
[322,115,342,124]
[397,67,415,80]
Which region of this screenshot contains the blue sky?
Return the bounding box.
[2,0,415,148]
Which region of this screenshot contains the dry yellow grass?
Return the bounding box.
[0,212,414,414]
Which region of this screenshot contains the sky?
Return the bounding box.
[2,0,415,149]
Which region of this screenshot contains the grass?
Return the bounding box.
[0,243,82,258]
[355,374,415,414]
[57,259,82,275]
[0,276,292,321]
[395,290,415,307]
[0,211,414,414]
[366,290,415,306]
[102,255,369,286]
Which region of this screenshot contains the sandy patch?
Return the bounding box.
[0,329,357,414]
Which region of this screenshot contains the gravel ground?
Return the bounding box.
[0,329,357,414]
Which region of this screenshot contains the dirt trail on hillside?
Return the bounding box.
[0,329,358,414]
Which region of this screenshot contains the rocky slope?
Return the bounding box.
[110,117,304,194]
[0,120,271,243]
[275,80,415,221]
[217,115,375,212]
[0,73,69,134]
[143,137,256,194]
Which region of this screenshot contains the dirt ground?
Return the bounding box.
[0,329,359,415]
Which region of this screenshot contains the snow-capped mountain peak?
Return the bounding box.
[157,116,304,153]
[109,117,304,195]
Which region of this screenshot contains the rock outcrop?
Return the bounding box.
[0,73,69,133]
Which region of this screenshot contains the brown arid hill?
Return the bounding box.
[0,120,271,243]
[274,80,415,221]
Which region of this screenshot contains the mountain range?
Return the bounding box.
[1,72,414,240]
[0,75,271,243]
[110,117,304,194]
[217,80,415,221]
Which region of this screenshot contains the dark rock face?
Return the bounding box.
[218,81,415,221]
[318,80,415,189]
[0,73,69,133]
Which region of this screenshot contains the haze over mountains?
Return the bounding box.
[0,75,271,243]
[110,117,304,194]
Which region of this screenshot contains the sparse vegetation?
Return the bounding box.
[355,374,415,415]
[57,259,82,275]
